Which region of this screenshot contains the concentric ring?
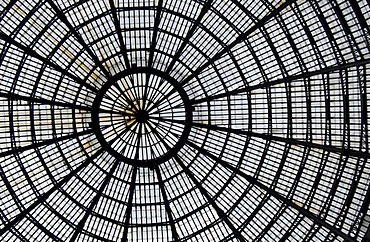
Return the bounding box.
[91,67,192,167]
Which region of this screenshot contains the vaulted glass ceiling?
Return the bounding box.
[0,0,369,241]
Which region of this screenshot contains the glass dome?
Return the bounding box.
[0,0,369,241]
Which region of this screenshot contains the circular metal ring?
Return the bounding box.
[91,67,192,167]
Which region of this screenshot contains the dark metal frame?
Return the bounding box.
[0,0,369,241]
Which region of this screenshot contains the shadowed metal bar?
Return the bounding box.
[361,184,370,242]
[190,58,370,104]
[0,91,128,116]
[152,117,370,159]
[0,92,92,111]
[0,128,95,158]
[142,0,164,110]
[109,0,131,69]
[154,166,180,242]
[174,155,246,242]
[348,0,370,52]
[148,0,163,69]
[179,0,297,87]
[0,147,105,236]
[0,31,99,93]
[121,167,137,242]
[165,0,214,74]
[185,140,357,242]
[46,0,111,77]
[69,158,121,241]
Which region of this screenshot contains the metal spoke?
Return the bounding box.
[142,73,151,110]
[0,91,90,111]
[0,147,105,235]
[1,88,134,118]
[185,140,356,242]
[145,84,176,114]
[154,166,180,242]
[121,167,137,242]
[112,81,140,113]
[69,158,121,241]
[98,108,134,117]
[108,0,131,69]
[179,0,297,87]
[0,31,99,93]
[174,155,246,242]
[0,128,95,158]
[145,121,170,154]
[148,0,163,69]
[46,1,111,78]
[150,103,185,115]
[165,0,214,74]
[134,123,143,159]
[153,117,370,159]
[190,59,370,105]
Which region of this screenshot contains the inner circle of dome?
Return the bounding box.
[91,68,192,167]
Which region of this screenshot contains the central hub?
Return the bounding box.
[135,110,149,123]
[91,68,192,167]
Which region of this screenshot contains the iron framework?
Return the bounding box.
[0,0,369,241]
